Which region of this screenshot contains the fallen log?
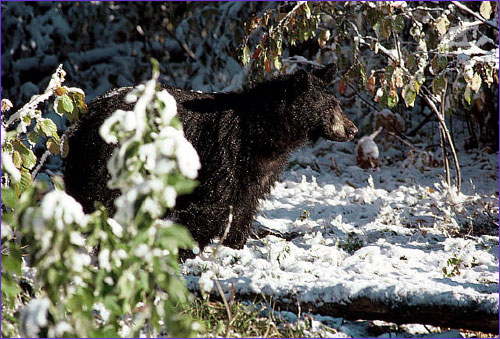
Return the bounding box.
[186,278,499,333]
[274,295,499,334]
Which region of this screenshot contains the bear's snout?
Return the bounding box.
[345,124,358,140]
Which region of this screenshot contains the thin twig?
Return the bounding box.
[439,112,451,188]
[31,150,51,180]
[451,1,499,31]
[4,65,65,128]
[407,111,434,137]
[212,205,233,259]
[176,38,196,61]
[440,90,451,187]
[421,91,461,192]
[208,205,234,335]
[276,1,306,28]
[347,83,379,111]
[392,30,403,68]
[387,131,421,152]
[214,279,232,333]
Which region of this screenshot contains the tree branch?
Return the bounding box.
[451,1,499,31]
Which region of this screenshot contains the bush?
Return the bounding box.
[1,60,200,337]
[240,1,499,190]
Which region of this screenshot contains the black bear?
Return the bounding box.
[64,63,357,252]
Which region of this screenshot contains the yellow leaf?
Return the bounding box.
[480,1,492,20]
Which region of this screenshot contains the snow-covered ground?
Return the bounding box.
[182,138,499,338]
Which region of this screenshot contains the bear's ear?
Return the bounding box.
[313,63,338,83]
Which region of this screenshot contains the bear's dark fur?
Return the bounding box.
[64,64,357,251]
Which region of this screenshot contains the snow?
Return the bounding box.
[1,126,22,183]
[40,190,88,230]
[182,138,499,335]
[107,217,124,238]
[98,248,112,272]
[19,298,51,338]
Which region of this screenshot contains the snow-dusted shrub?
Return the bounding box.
[1,62,200,337]
[1,2,267,102]
[242,1,499,191]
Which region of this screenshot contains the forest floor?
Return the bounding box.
[182,137,499,338]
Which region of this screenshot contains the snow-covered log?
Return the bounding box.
[200,289,498,333]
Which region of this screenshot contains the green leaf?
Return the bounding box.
[168,173,198,195]
[463,85,473,105]
[403,86,417,107]
[27,132,39,146]
[304,3,311,19]
[366,8,381,27]
[21,112,32,125]
[406,54,416,70]
[46,138,60,155]
[1,188,18,208]
[242,45,250,66]
[2,254,22,276]
[12,151,22,169]
[387,90,399,108]
[12,140,36,170]
[158,224,194,250]
[302,30,310,41]
[150,57,160,74]
[430,55,440,75]
[2,141,13,153]
[56,98,66,115]
[138,270,149,290]
[35,119,59,139]
[384,65,395,79]
[51,175,65,191]
[13,170,32,196]
[393,16,405,33]
[380,17,392,40]
[61,94,74,113]
[480,1,492,19]
[438,56,448,70]
[1,276,21,299]
[432,76,447,94]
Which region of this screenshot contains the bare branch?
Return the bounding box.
[31,150,51,180]
[421,91,461,192]
[451,1,499,31]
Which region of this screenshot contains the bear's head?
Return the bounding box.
[293,63,358,142]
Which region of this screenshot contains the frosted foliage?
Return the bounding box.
[40,190,88,230]
[1,126,21,183]
[99,76,200,225]
[159,126,200,179]
[107,217,123,238]
[99,248,112,272]
[93,303,111,323]
[156,89,178,124]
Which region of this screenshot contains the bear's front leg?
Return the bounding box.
[221,207,254,249]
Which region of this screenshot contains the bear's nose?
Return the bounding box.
[346,126,358,138]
